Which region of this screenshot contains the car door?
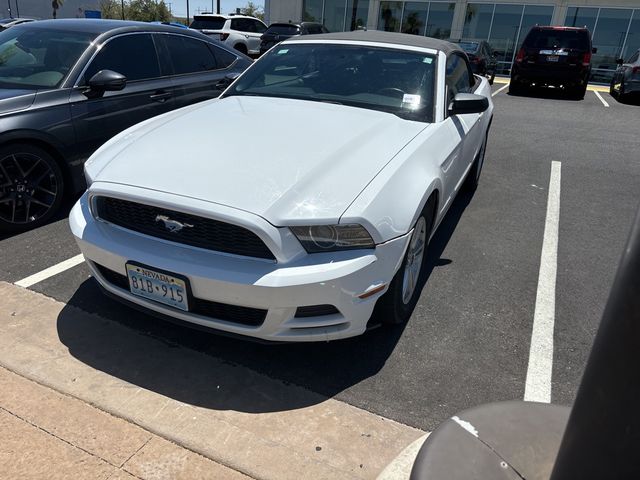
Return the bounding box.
[444,53,482,196]
[69,33,175,159]
[156,33,239,109]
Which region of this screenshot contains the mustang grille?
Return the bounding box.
[94,197,275,260]
[94,263,267,327]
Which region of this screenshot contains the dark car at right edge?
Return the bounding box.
[510,26,594,99]
[610,49,640,102]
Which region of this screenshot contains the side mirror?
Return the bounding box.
[592,47,598,54]
[448,93,489,116]
[215,71,240,89]
[616,58,624,65]
[88,70,126,91]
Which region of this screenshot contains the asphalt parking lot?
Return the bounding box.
[1,83,638,433]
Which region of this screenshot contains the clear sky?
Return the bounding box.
[170,0,264,20]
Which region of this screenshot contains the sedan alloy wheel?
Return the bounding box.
[0,145,63,232]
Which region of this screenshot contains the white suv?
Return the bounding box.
[190,14,267,56]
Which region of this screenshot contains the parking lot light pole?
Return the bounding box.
[120,0,124,19]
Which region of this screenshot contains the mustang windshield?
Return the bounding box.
[225,43,437,122]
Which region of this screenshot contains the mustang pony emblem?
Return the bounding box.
[155,215,194,233]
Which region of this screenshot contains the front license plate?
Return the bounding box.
[547,55,559,62]
[126,263,189,311]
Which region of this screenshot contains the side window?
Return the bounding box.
[252,20,267,33]
[84,34,160,84]
[231,18,250,32]
[163,35,217,74]
[445,54,472,103]
[210,45,238,68]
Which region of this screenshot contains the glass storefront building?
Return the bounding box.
[266,0,640,83]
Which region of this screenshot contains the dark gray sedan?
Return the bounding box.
[0,19,251,233]
[610,49,640,101]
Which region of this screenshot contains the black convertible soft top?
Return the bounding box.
[292,30,462,55]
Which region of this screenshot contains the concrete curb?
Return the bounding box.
[0,282,424,479]
[376,434,430,480]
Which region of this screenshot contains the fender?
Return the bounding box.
[340,123,450,244]
[0,129,87,193]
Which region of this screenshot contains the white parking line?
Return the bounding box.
[492,84,509,97]
[15,254,85,288]
[524,161,561,403]
[594,91,610,107]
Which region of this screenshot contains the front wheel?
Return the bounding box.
[0,144,64,234]
[375,198,436,325]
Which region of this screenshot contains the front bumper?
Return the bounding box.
[69,192,410,342]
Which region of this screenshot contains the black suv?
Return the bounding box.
[259,22,329,55]
[0,19,251,233]
[510,26,594,99]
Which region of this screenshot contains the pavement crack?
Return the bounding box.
[0,404,119,468]
[118,435,152,469]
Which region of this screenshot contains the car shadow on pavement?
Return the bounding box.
[56,190,474,414]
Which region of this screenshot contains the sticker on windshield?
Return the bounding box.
[277,49,289,54]
[422,57,433,64]
[402,94,422,106]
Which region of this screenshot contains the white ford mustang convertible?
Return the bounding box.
[70,31,493,342]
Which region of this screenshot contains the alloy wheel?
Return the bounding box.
[0,152,60,225]
[402,216,427,304]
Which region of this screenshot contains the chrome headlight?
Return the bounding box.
[290,224,375,253]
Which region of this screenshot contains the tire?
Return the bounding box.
[619,79,627,101]
[509,79,524,95]
[567,83,587,100]
[0,143,64,234]
[489,71,495,85]
[234,43,248,55]
[375,196,436,325]
[463,132,488,193]
[609,82,617,98]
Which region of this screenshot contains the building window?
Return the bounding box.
[379,1,403,32]
[303,0,369,31]
[463,4,494,41]
[401,2,428,35]
[463,3,553,75]
[565,7,640,83]
[381,1,454,39]
[426,3,455,39]
[303,0,323,22]
[346,0,370,30]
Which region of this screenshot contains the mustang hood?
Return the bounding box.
[91,96,428,224]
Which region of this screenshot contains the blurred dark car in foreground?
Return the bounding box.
[0,19,251,233]
[455,40,497,84]
[259,22,328,55]
[610,49,640,101]
[510,26,594,99]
